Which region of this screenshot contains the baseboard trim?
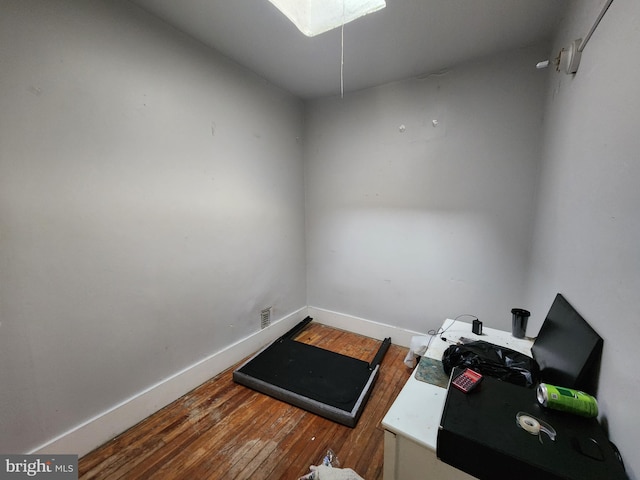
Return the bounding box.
[307,306,424,348]
[31,307,308,457]
[32,306,421,457]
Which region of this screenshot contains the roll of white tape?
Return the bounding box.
[515,411,557,443]
[518,414,541,435]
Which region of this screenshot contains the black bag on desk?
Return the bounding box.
[442,341,539,387]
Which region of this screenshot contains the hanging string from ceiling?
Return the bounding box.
[341,1,345,98]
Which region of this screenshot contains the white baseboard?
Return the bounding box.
[32,306,419,458]
[307,306,424,348]
[32,307,308,458]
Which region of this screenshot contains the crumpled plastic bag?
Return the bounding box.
[441,340,539,387]
[298,464,365,480]
[403,335,432,368]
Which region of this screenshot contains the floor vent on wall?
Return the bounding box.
[261,307,271,329]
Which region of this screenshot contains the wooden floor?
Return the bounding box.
[78,323,411,480]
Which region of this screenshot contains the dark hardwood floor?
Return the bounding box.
[78,323,411,479]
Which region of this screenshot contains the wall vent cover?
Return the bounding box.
[261,308,272,329]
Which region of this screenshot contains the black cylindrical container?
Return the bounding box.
[511,308,530,338]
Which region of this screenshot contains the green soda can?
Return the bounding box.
[536,383,598,418]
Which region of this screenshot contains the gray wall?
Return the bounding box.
[526,0,640,477]
[0,0,306,453]
[304,45,549,332]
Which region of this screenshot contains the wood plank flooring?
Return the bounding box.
[78,323,411,480]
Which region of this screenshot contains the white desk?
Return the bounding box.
[381,320,534,480]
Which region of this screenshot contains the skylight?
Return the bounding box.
[268,0,386,37]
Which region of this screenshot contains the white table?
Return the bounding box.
[381,319,534,480]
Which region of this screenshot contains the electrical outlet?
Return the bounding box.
[260,307,271,329]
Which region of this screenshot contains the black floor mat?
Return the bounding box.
[233,317,391,427]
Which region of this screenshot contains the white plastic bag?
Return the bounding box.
[297,449,364,480]
[403,335,432,368]
[299,464,365,480]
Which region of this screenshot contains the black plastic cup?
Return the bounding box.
[511,308,530,338]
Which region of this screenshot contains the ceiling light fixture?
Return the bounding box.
[268,0,386,37]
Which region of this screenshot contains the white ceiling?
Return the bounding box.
[130,0,569,99]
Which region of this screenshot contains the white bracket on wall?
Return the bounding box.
[537,0,614,75]
[557,38,583,74]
